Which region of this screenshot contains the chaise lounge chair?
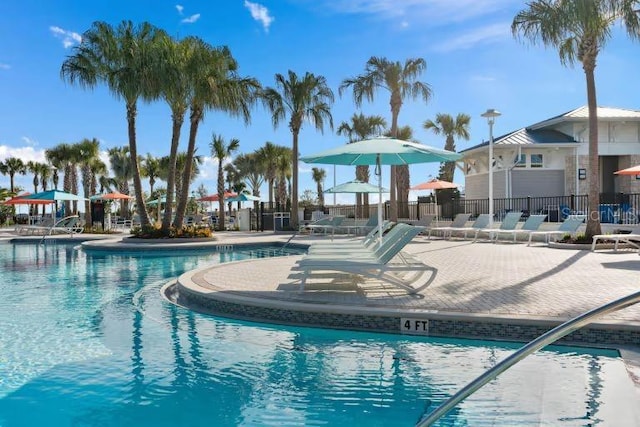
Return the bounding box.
[591,225,640,254]
[492,214,548,243]
[474,212,523,242]
[308,221,395,253]
[527,216,585,246]
[427,213,472,239]
[294,223,427,293]
[439,214,490,240]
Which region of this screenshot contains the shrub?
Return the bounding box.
[130,224,213,239]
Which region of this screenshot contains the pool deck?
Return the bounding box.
[3,227,640,392]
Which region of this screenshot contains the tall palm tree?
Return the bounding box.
[0,157,26,193]
[423,113,471,183]
[108,147,134,218]
[210,134,239,231]
[77,138,101,224]
[255,141,288,206]
[141,154,161,196]
[61,20,164,227]
[45,143,76,214]
[340,57,432,221]
[233,152,264,198]
[155,32,190,232]
[336,113,387,213]
[175,40,260,229]
[311,167,326,207]
[512,0,640,238]
[275,152,292,211]
[262,70,334,229]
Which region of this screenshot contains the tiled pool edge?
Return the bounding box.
[167,277,640,349]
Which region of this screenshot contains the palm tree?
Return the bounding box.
[337,113,387,214]
[512,0,640,238]
[275,152,292,211]
[255,141,288,206]
[423,113,470,183]
[233,152,264,198]
[61,20,164,227]
[141,154,161,196]
[77,138,101,224]
[311,167,326,207]
[108,146,134,218]
[0,157,26,193]
[210,134,240,231]
[45,143,77,214]
[174,40,260,229]
[340,57,432,221]
[262,70,334,229]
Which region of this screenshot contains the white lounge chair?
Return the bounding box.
[308,221,395,253]
[294,223,428,293]
[591,225,640,254]
[427,213,472,239]
[440,214,490,240]
[527,216,585,246]
[474,212,523,242]
[492,214,548,243]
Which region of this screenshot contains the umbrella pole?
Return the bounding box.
[376,154,383,248]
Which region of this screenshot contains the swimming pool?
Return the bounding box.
[0,241,637,426]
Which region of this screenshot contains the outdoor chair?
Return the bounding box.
[15,217,55,235]
[527,216,585,246]
[300,216,332,234]
[427,213,472,239]
[293,223,428,293]
[491,214,547,243]
[48,215,84,235]
[474,212,523,242]
[441,214,491,240]
[308,221,397,254]
[591,224,640,254]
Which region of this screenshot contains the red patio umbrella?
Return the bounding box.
[91,192,134,201]
[197,192,237,202]
[614,165,640,176]
[1,193,54,205]
[411,178,459,222]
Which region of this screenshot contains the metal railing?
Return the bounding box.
[416,289,640,426]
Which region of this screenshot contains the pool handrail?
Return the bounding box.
[416,289,640,426]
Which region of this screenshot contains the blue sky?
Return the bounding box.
[2,0,640,204]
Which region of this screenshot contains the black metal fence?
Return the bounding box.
[257,192,640,229]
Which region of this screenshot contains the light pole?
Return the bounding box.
[481,108,501,229]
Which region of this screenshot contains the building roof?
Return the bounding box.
[529,105,640,129]
[461,128,577,153]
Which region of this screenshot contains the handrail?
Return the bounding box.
[417,289,640,426]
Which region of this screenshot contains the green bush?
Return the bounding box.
[130,224,213,239]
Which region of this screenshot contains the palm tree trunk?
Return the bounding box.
[175,108,200,229]
[389,111,399,222]
[217,161,225,231]
[162,117,182,231]
[127,102,151,227]
[291,131,300,229]
[584,65,602,238]
[397,165,410,218]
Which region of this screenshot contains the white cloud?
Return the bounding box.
[176,4,184,14]
[434,22,509,52]
[471,75,497,82]
[244,1,274,32]
[0,63,10,70]
[0,145,47,164]
[49,26,82,48]
[21,137,38,147]
[181,13,201,24]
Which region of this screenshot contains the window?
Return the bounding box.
[530,154,543,168]
[514,153,526,168]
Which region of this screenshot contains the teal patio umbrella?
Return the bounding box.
[324,180,389,219]
[301,137,461,245]
[225,193,261,203]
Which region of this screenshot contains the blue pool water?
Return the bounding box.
[0,241,637,426]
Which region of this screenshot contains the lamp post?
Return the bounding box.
[481,108,501,229]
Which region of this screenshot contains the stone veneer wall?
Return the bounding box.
[175,283,640,348]
[566,154,640,195]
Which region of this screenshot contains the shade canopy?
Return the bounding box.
[91,192,134,201]
[21,190,87,201]
[197,192,237,202]
[411,178,458,191]
[146,195,167,206]
[226,193,261,203]
[300,137,461,166]
[614,165,640,175]
[325,180,389,194]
